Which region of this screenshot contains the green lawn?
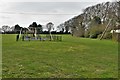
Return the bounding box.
[2,34,118,78]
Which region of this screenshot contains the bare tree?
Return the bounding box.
[2,25,10,33]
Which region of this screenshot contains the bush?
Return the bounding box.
[97,34,102,39]
[89,30,102,38]
[88,24,105,39]
[103,32,112,39]
[90,34,98,38]
[97,32,112,39]
[84,31,90,38]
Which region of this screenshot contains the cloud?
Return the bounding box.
[1,0,112,2]
[0,1,112,28]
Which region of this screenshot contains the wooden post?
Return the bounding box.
[100,19,112,40]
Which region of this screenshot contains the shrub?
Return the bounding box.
[97,34,102,39]
[103,32,112,39]
[84,31,90,38]
[89,29,102,39]
[98,32,112,39]
[90,34,98,38]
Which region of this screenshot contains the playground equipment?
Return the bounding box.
[46,22,54,41]
[23,34,62,41]
[20,27,62,41]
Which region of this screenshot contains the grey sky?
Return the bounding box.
[0,0,112,28]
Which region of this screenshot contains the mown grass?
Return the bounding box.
[2,34,118,78]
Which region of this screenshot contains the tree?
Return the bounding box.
[94,16,101,24]
[46,22,54,32]
[28,22,38,31]
[64,21,70,33]
[2,25,10,33]
[62,28,64,33]
[14,24,21,31]
[31,22,37,27]
[71,15,85,37]
[37,24,43,33]
[28,22,38,37]
[57,23,65,33]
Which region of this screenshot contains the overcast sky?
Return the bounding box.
[0,0,113,28]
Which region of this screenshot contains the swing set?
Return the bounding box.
[19,27,62,41]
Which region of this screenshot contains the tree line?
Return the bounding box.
[1,22,71,34]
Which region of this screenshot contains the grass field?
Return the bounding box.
[2,34,118,78]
